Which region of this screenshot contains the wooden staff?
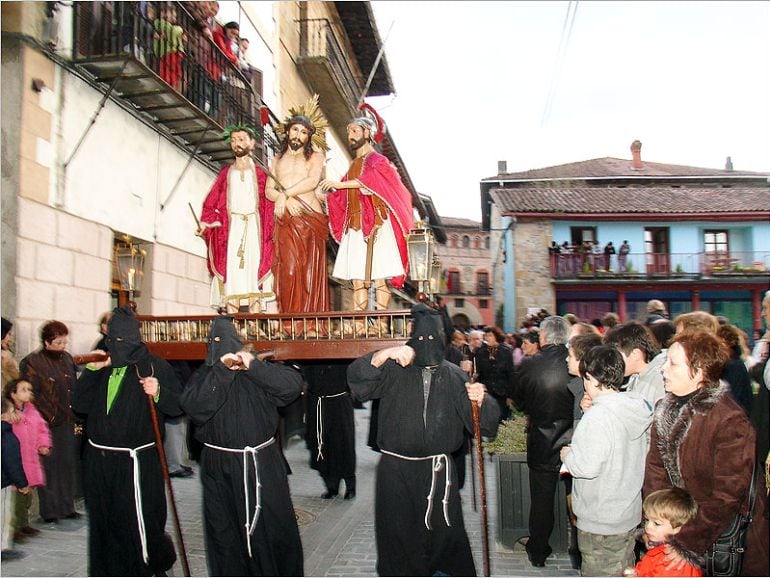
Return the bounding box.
[470,360,490,577]
[72,352,109,365]
[138,365,191,577]
[461,348,478,513]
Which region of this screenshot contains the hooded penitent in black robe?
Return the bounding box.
[347,304,500,577]
[72,305,181,576]
[180,317,304,577]
[302,361,356,496]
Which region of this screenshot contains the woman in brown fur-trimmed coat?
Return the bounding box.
[643,331,769,576]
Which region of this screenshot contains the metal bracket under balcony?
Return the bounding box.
[72,57,233,164]
[70,1,272,168]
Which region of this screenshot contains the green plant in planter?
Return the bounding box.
[582,261,591,274]
[485,416,528,455]
[626,259,637,273]
[675,263,684,273]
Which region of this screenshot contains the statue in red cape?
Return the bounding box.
[197,124,275,314]
[321,115,413,313]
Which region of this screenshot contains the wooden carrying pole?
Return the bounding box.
[469,358,490,577]
[471,400,490,577]
[144,388,191,576]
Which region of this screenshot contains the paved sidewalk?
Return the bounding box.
[2,405,578,577]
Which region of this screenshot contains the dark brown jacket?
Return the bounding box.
[644,384,769,576]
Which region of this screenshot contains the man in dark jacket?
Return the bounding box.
[513,315,573,568]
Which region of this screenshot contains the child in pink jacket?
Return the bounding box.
[3,379,51,538]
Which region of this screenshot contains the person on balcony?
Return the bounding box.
[618,240,631,272]
[153,4,186,92]
[321,114,413,316]
[603,241,616,271]
[265,98,329,328]
[197,124,275,314]
[212,21,239,65]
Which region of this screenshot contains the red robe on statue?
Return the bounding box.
[326,151,413,288]
[200,164,273,286]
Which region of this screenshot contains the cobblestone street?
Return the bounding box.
[2,404,578,577]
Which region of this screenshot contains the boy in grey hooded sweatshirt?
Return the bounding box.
[560,345,652,577]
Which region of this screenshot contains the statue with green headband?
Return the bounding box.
[196,123,276,314]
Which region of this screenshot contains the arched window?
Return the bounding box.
[450,235,458,248]
[473,236,481,249]
[484,236,490,250]
[461,235,470,248]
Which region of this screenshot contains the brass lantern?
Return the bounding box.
[406,221,435,291]
[115,240,146,299]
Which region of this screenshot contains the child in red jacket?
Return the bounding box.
[629,488,702,577]
[3,379,51,539]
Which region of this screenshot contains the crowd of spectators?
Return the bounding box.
[447,294,769,575]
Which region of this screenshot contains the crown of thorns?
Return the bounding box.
[222,123,260,142]
[275,94,329,152]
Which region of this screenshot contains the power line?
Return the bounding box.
[541,1,579,127]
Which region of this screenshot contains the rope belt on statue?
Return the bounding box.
[204,436,276,558]
[315,392,349,461]
[380,449,452,530]
[88,439,156,564]
[231,210,257,269]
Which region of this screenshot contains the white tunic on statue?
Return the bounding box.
[332,217,404,281]
[209,164,274,307]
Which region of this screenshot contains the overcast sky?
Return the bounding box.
[367,1,770,221]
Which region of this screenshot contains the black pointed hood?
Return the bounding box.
[106,305,149,367]
[406,303,448,367]
[206,317,244,366]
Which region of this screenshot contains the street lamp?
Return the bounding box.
[406,220,435,297]
[115,240,147,305]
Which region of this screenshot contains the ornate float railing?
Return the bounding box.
[139,310,412,361]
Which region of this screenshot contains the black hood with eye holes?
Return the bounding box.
[106,305,150,368]
[406,304,448,367]
[205,317,244,367]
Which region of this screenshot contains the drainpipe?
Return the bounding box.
[501,216,516,331]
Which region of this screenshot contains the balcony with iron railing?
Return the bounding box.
[550,251,770,280]
[296,17,364,137]
[70,1,278,167]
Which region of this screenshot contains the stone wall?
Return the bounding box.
[514,219,555,324]
[150,244,212,316]
[14,198,113,358]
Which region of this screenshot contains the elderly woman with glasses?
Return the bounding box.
[643,331,768,575]
[19,320,81,523]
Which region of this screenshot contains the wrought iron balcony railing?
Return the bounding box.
[550,251,770,280]
[298,18,361,105]
[71,1,280,161]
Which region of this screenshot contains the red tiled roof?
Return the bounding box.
[490,186,770,215]
[483,157,769,180]
[440,216,482,228]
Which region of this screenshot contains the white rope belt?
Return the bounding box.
[204,437,275,558]
[88,439,156,564]
[380,449,452,530]
[315,392,348,461]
